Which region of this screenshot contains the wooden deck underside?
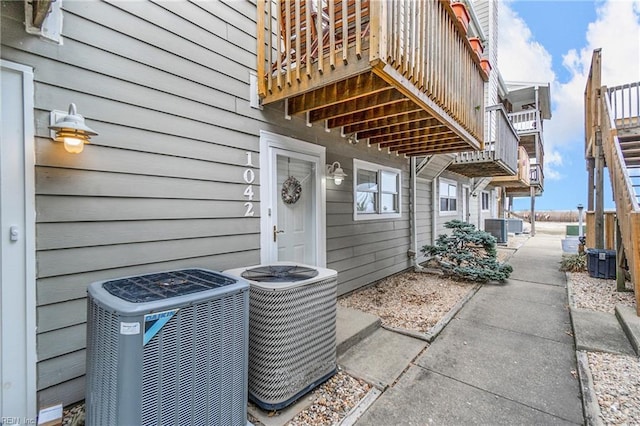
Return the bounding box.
[282,71,480,156]
[447,158,514,178]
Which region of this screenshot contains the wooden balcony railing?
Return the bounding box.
[257,0,487,155]
[448,105,519,177]
[493,146,530,188]
[607,82,640,130]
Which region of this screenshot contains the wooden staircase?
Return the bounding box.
[585,49,640,315]
[620,134,640,205]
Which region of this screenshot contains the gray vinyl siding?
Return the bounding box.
[2,0,431,406]
[326,149,412,296]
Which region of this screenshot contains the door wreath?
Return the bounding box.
[281,176,302,204]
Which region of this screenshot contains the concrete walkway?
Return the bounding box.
[356,233,584,425]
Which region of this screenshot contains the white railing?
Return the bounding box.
[509,110,539,134]
[607,82,640,130]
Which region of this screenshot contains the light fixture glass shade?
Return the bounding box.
[63,137,84,154]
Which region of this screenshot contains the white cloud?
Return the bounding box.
[498,0,640,181]
[497,3,555,83]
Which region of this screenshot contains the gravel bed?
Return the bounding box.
[587,352,640,425]
[284,371,371,426]
[567,272,638,425]
[68,372,370,426]
[567,272,636,313]
[338,271,476,333]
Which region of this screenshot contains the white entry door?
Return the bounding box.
[1,61,37,418]
[274,151,317,263]
[260,131,326,267]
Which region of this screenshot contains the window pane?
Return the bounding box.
[357,169,377,191]
[450,199,457,211]
[381,194,397,213]
[440,198,448,211]
[381,171,398,193]
[356,192,377,213]
[448,184,457,198]
[439,181,448,195]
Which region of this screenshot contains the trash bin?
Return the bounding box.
[586,249,616,279]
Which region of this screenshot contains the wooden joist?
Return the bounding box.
[307,88,405,121]
[342,110,431,133]
[368,128,453,145]
[327,101,421,128]
[287,73,390,114]
[354,117,443,139]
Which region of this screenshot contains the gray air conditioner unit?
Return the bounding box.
[507,218,524,234]
[85,268,250,426]
[224,263,338,411]
[485,218,508,243]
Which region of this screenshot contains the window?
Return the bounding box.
[354,159,401,220]
[481,191,490,211]
[439,179,457,213]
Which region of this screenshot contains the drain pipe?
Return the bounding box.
[409,156,424,272]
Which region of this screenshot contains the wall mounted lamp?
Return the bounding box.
[49,103,98,154]
[326,161,347,185]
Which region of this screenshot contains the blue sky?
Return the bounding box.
[497,0,640,211]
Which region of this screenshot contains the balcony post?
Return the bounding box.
[369,0,387,64]
[530,186,536,236]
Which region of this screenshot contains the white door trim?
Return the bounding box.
[462,184,470,223]
[259,131,326,267]
[1,60,37,417]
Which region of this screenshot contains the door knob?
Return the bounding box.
[273,226,284,242]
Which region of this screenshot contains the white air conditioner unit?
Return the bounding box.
[224,263,338,410]
[85,268,250,425]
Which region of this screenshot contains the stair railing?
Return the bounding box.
[607,83,640,130]
[601,86,640,314]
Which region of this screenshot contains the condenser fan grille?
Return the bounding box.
[103,269,238,303]
[241,265,319,282]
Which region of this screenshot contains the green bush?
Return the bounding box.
[560,254,587,272]
[421,220,513,283]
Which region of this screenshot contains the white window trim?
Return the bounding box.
[439,177,458,216]
[353,159,402,221]
[481,190,491,212]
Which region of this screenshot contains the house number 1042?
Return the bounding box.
[243,152,255,217]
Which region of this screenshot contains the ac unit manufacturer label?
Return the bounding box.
[143,308,179,345]
[120,322,141,335]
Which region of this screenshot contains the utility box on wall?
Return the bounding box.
[586,249,617,279]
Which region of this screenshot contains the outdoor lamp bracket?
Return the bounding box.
[49,103,98,154]
[326,161,347,186]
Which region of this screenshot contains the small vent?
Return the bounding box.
[241,265,319,282]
